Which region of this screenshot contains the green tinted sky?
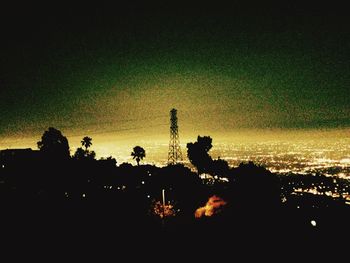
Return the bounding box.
[0,2,349,146]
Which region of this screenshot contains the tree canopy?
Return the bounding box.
[131,146,146,166]
[37,127,70,160]
[187,136,213,174]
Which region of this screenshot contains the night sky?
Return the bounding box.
[1,1,349,148]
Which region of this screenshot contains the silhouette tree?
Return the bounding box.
[73,136,96,161]
[81,136,92,151]
[131,146,145,166]
[211,157,229,177]
[73,147,86,160]
[187,136,213,174]
[73,147,96,161]
[37,127,70,160]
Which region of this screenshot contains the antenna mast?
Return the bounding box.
[167,108,183,165]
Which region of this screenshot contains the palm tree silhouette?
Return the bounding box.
[131,146,146,166]
[81,136,92,151]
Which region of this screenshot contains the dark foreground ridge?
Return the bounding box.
[1,159,349,256]
[2,202,349,260]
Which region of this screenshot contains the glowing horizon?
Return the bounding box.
[1,127,348,164]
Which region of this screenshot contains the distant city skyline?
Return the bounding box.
[1,127,348,171]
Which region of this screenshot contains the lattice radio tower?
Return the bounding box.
[168,108,183,165]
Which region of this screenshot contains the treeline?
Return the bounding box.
[1,127,350,242]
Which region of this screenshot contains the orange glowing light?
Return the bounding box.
[152,201,176,218]
[195,195,227,218]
